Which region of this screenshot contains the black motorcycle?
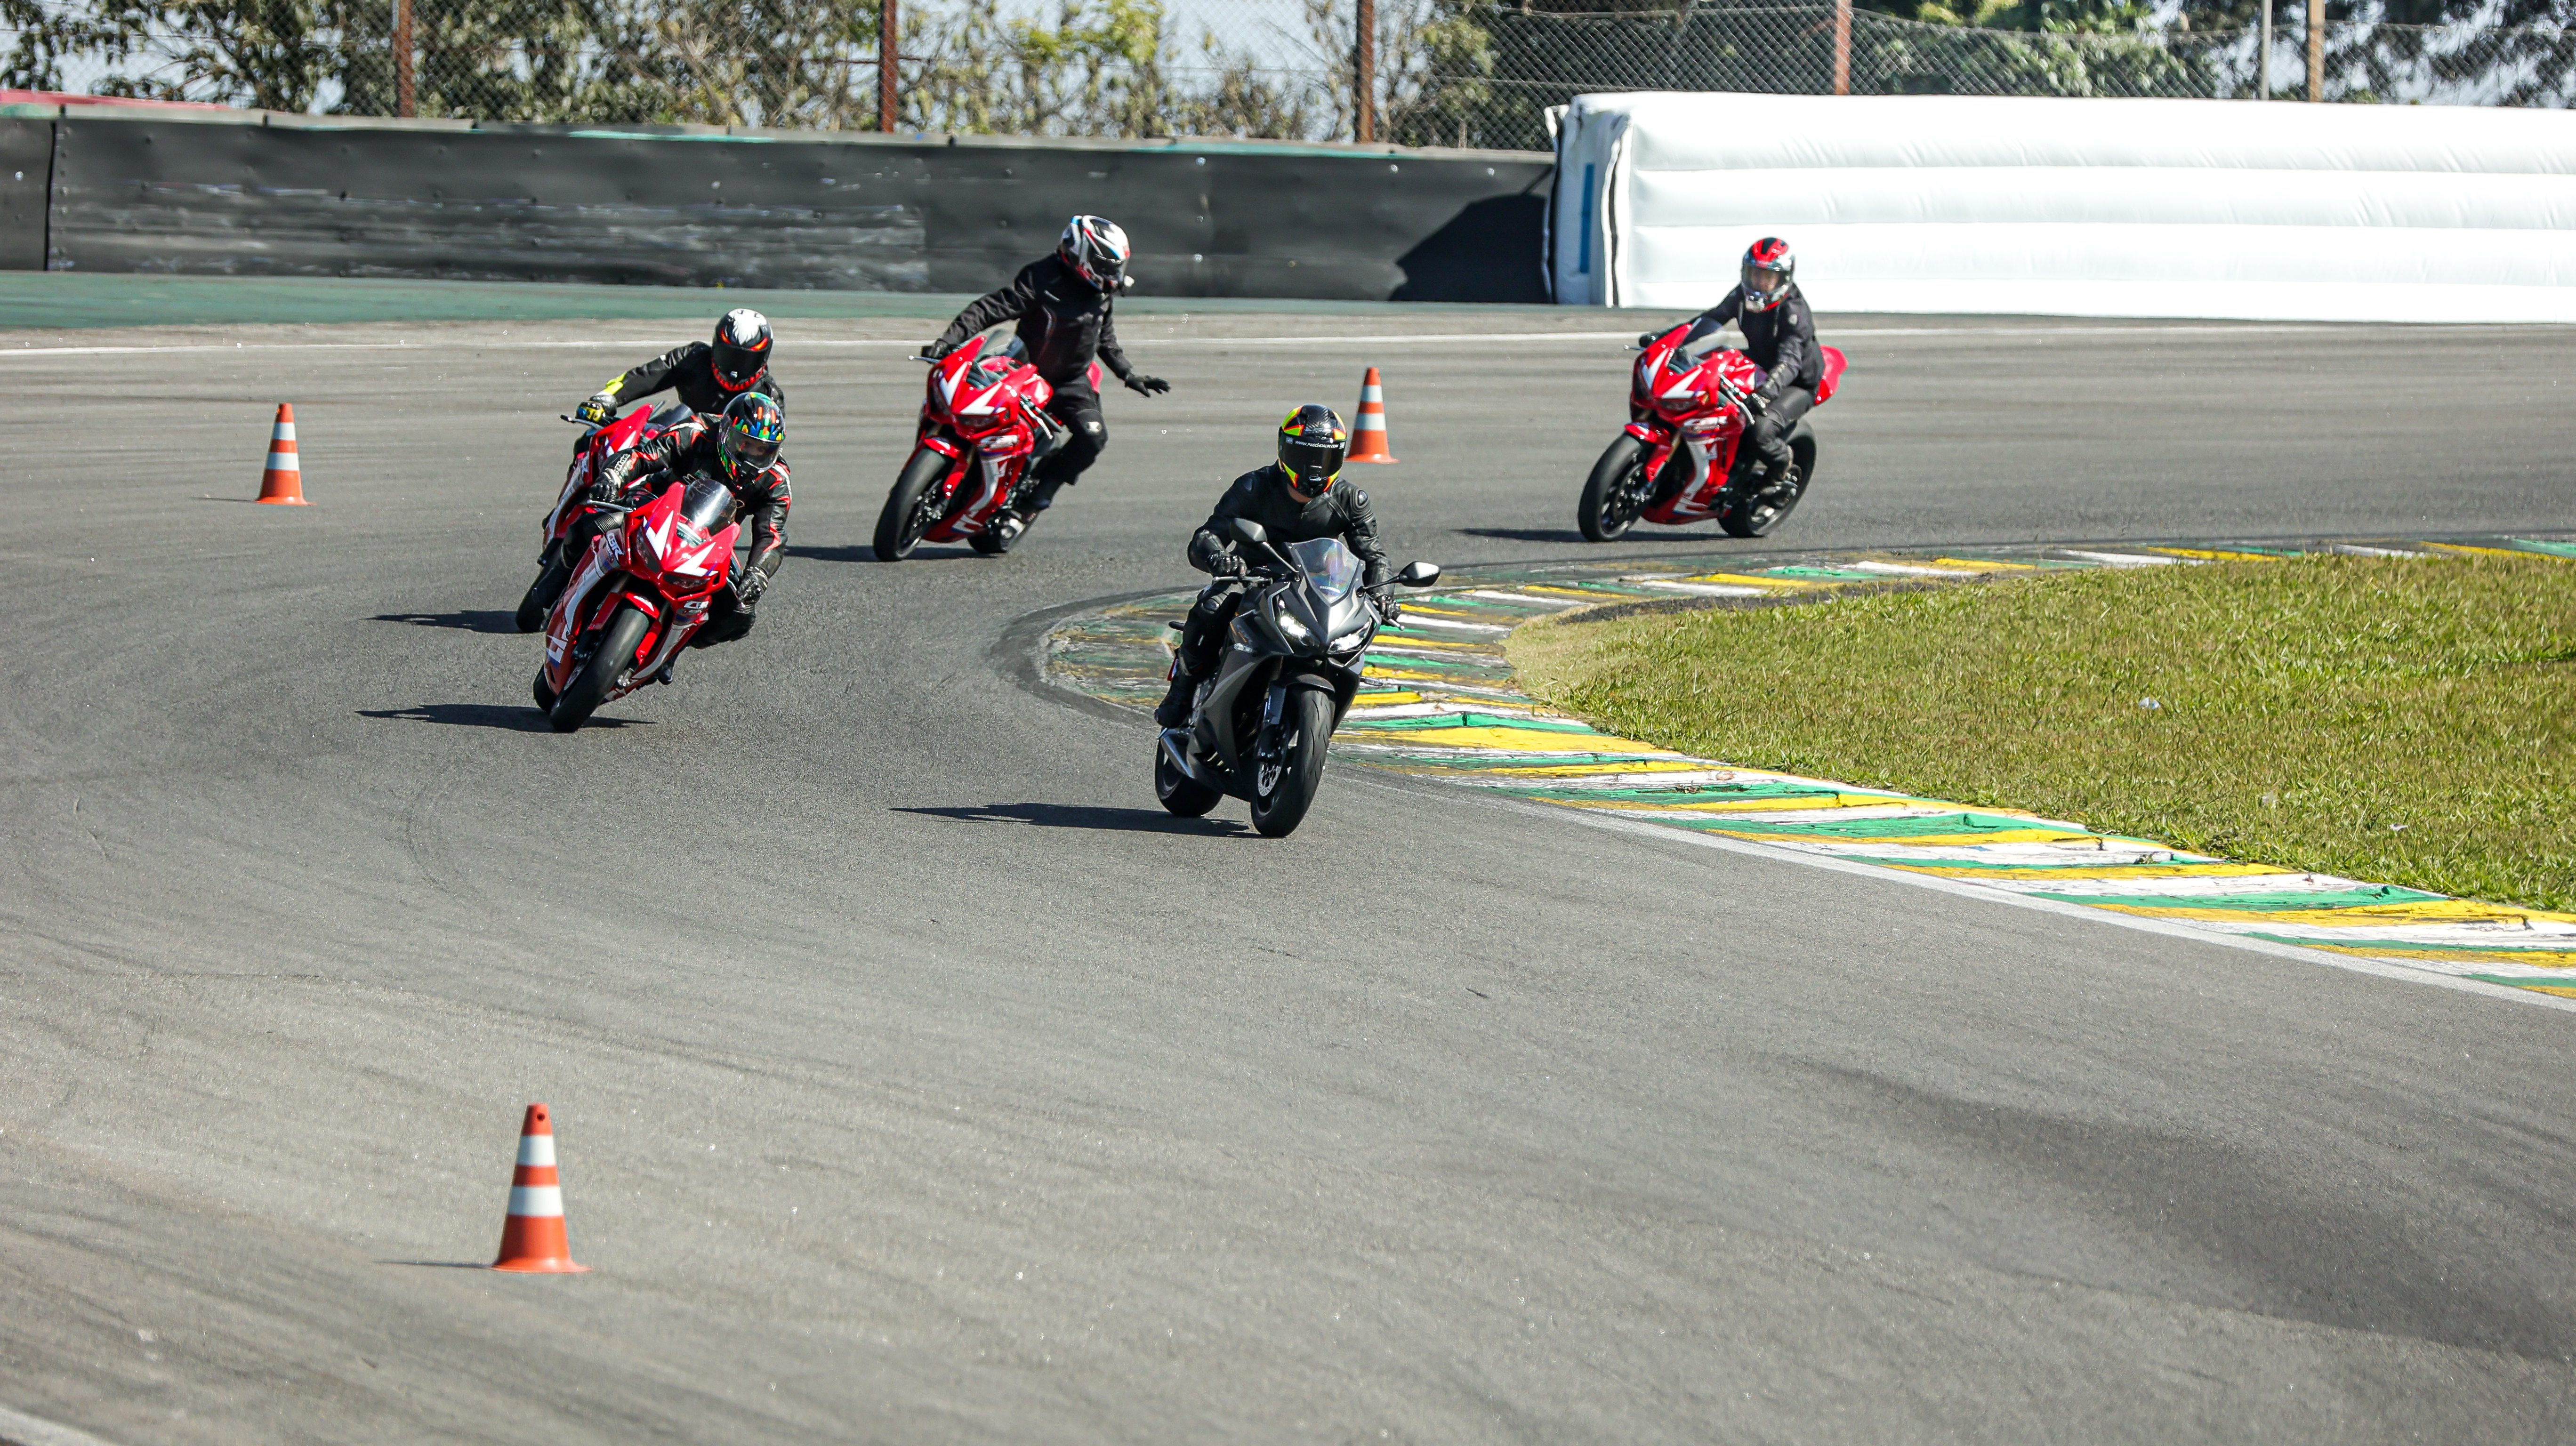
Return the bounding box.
[1154,519,1440,837]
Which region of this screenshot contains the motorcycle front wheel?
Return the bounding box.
[1154,743,1222,818]
[548,603,650,732]
[873,448,956,561]
[1578,434,1650,543]
[1249,688,1334,838]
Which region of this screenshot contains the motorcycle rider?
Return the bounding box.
[925,216,1168,544]
[569,391,790,655]
[572,307,785,425]
[1153,404,1391,728]
[1648,237,1820,497]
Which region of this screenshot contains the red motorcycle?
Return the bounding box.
[872,337,1095,561]
[515,402,691,631]
[532,477,741,732]
[1577,323,1848,542]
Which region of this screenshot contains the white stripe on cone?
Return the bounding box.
[507,1185,565,1217]
[266,451,299,471]
[516,1133,557,1167]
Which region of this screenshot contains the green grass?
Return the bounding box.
[1508,554,2576,912]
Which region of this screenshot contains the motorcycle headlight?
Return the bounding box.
[1329,622,1370,652]
[1276,611,1312,643]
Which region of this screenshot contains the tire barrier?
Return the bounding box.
[1045,535,2576,1006]
[1,108,1552,302]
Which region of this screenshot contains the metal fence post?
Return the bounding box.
[2258,0,2271,97]
[878,0,900,132]
[1834,0,1850,95]
[2306,0,2322,100]
[1354,0,1377,142]
[394,0,415,117]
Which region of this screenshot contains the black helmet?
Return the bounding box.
[711,307,773,393]
[1276,404,1349,495]
[1740,237,1795,313]
[718,391,784,482]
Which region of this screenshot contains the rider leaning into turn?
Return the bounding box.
[1154,404,1392,728]
[574,307,786,425]
[588,391,791,656]
[926,216,1169,540]
[1656,237,1822,494]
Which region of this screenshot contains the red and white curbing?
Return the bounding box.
[255,402,309,505]
[493,1102,587,1273]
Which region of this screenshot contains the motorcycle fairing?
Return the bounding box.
[539,481,736,705]
[914,335,1058,542]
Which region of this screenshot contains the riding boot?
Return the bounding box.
[1153,656,1197,728]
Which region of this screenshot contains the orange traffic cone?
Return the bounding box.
[492,1103,588,1273]
[256,403,309,505]
[1348,368,1398,464]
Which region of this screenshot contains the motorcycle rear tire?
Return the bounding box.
[874,448,955,561]
[1578,434,1649,543]
[1718,423,1816,539]
[548,604,649,733]
[1155,744,1222,818]
[1249,688,1334,838]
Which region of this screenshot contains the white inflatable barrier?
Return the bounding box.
[1548,91,2576,322]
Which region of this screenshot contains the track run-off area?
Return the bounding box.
[7,298,2576,1443]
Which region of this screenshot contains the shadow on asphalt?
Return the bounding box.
[372,610,521,634]
[789,544,989,565]
[894,803,1249,835]
[355,704,646,731]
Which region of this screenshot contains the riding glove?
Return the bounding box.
[1124,374,1171,396]
[734,566,769,603]
[575,393,618,425]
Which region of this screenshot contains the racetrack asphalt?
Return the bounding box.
[5,305,2576,1443]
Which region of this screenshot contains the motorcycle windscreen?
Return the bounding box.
[680,478,739,533]
[1284,538,1362,600]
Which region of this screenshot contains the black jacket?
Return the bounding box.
[600,341,786,417]
[1189,465,1389,590]
[599,415,793,583]
[1688,283,1821,400]
[933,255,1134,392]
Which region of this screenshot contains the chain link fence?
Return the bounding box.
[7,0,2573,145]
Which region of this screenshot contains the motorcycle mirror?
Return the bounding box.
[1230,518,1270,547]
[1396,562,1441,587]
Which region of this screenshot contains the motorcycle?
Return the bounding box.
[1577,323,1849,543]
[1154,519,1441,838]
[515,401,692,632]
[873,336,1096,561]
[531,476,742,733]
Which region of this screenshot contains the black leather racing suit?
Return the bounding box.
[588,415,793,649]
[1683,282,1821,487]
[1169,464,1392,687]
[930,254,1138,507]
[597,341,786,417]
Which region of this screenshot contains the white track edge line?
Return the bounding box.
[1444,786,2576,1015]
[0,1402,126,1446]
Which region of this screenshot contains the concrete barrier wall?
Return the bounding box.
[0,108,1551,303]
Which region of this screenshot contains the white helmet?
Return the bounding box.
[1059,215,1133,292]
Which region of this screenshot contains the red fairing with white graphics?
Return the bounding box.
[540,402,687,547]
[1574,323,1848,542]
[871,337,1100,560]
[534,479,741,731]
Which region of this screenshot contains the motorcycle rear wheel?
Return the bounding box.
[548,604,649,732]
[1578,434,1650,543]
[1155,744,1222,818]
[874,448,956,561]
[1249,688,1334,838]
[1718,425,1817,539]
[515,543,568,633]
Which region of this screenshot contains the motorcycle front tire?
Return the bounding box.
[874,448,955,561]
[548,604,650,732]
[1249,688,1335,838]
[1578,434,1649,543]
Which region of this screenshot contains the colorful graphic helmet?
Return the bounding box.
[711,308,774,392]
[1276,404,1350,495]
[718,391,784,481]
[1059,215,1133,293]
[1740,237,1795,313]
